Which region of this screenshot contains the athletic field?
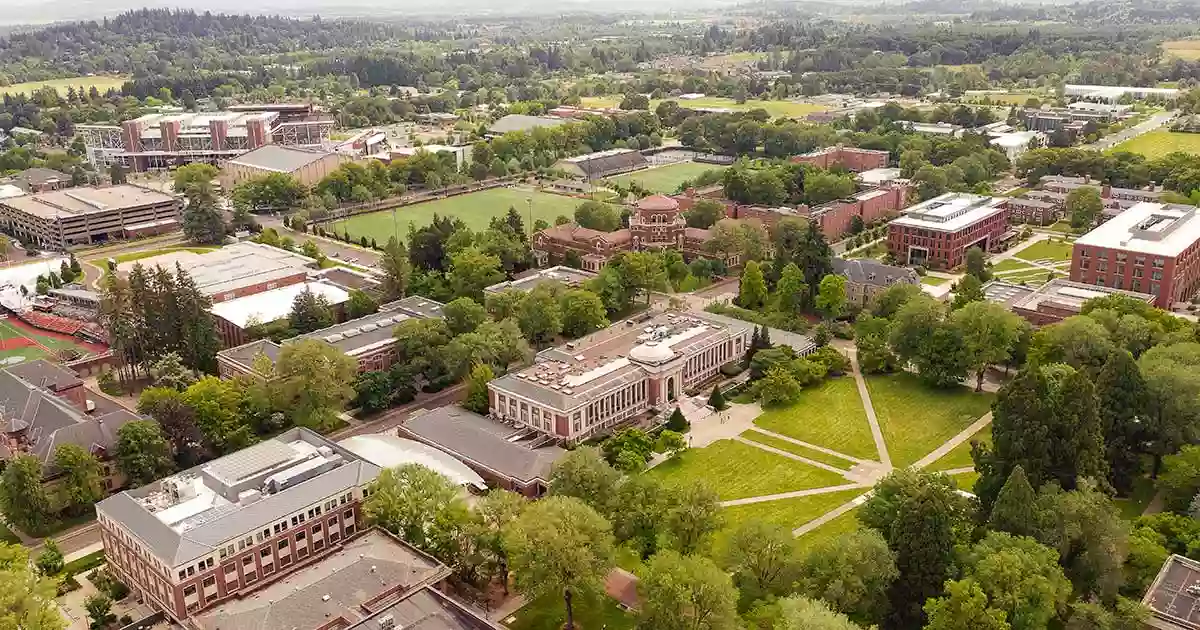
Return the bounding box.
[0,317,102,366]
[0,75,128,97]
[1112,130,1200,159]
[329,187,583,244]
[607,162,727,194]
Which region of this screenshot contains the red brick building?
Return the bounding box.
[887,193,1011,269]
[791,146,890,172]
[809,184,909,239]
[1069,202,1200,308]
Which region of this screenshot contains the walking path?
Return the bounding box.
[912,412,992,470]
[792,493,872,537]
[731,436,853,477]
[848,351,892,469]
[748,427,867,465]
[720,483,869,507]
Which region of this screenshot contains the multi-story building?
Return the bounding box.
[983,278,1155,326]
[96,429,380,622]
[77,105,335,171]
[1040,175,1163,205]
[790,146,890,173]
[1064,84,1180,102]
[487,311,753,443]
[808,184,910,240]
[887,193,1011,269]
[216,296,445,378]
[220,145,354,191]
[0,185,181,249]
[1069,202,1200,308]
[832,257,920,307]
[1005,197,1060,225]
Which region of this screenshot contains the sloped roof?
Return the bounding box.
[833,257,918,288]
[402,407,564,484]
[560,149,647,177]
[227,145,336,173]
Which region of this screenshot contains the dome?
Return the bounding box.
[338,434,487,490]
[636,195,680,212]
[629,341,675,364]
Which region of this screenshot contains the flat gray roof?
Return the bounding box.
[1075,202,1200,257]
[1,185,177,220]
[485,266,597,294]
[227,145,337,173]
[403,406,564,484]
[128,241,317,298]
[1144,554,1200,630]
[488,114,567,135]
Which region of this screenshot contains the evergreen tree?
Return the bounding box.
[708,384,727,411]
[988,465,1037,537]
[1095,350,1149,493]
[666,407,690,432]
[739,261,768,309]
[181,182,227,245]
[887,486,959,630]
[289,286,334,334]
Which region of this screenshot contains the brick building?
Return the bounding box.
[790,146,890,172]
[96,429,380,622]
[220,145,354,191]
[887,193,1011,269]
[487,311,752,443]
[832,257,920,307]
[808,184,910,240]
[1069,202,1200,307]
[983,278,1155,326]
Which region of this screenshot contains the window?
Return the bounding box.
[344,509,354,521]
[1098,262,1107,272]
[219,548,227,559]
[296,531,306,541]
[1098,250,1108,260]
[278,540,288,550]
[202,576,215,588]
[1136,256,1146,265]
[1080,248,1090,257]
[313,523,322,533]
[291,516,299,527]
[1153,271,1163,281]
[242,557,253,567]
[245,572,257,583]
[260,548,270,558]
[225,564,236,575]
[313,539,325,552]
[1152,282,1161,295]
[178,570,187,580]
[1154,258,1166,268]
[184,585,197,597]
[187,566,195,577]
[1080,259,1090,269]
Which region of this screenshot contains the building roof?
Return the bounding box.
[226,145,336,174]
[557,149,647,177]
[1007,197,1056,209]
[1074,202,1200,257]
[637,194,679,212]
[858,168,902,185]
[127,241,318,299]
[1,185,177,220]
[833,257,918,288]
[892,193,1007,232]
[3,167,70,191]
[485,266,598,294]
[402,406,565,484]
[337,434,487,490]
[0,184,24,199]
[537,223,632,245]
[209,281,350,328]
[489,311,751,411]
[351,586,501,630]
[487,114,567,135]
[96,428,381,567]
[192,529,450,630]
[1143,554,1200,630]
[1011,278,1154,313]
[982,280,1038,308]
[990,130,1043,149]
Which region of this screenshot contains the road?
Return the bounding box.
[258,214,383,268]
[1084,110,1176,151]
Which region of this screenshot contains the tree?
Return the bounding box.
[113,422,175,487]
[773,596,865,630]
[137,387,205,462]
[180,182,227,245]
[273,340,357,430]
[505,497,615,630]
[182,376,250,453]
[35,540,63,575]
[815,273,847,319]
[354,370,395,413]
[574,200,621,231]
[380,236,413,300]
[1139,343,1200,476]
[988,465,1037,537]
[661,481,722,555]
[443,297,488,336]
[951,301,1024,391]
[775,262,808,316]
[796,528,897,626]
[685,199,727,229]
[289,286,334,334]
[0,543,66,630]
[0,454,52,533]
[463,363,495,414]
[559,289,608,338]
[52,444,104,515]
[719,520,801,603]
[1096,350,1149,493]
[611,475,665,558]
[738,261,767,309]
[923,580,1011,630]
[965,247,991,281]
[707,384,726,411]
[448,247,504,300]
[958,532,1072,630]
[638,551,738,630]
[913,164,949,200]
[346,289,378,319]
[1067,186,1104,229]
[602,429,655,473]
[621,251,670,305]
[1031,315,1116,375]
[364,464,470,561]
[756,365,801,407]
[85,593,114,630]
[951,274,985,310]
[172,163,219,195]
[516,285,563,345]
[548,447,620,514]
[147,352,197,391]
[1034,482,1129,601]
[1157,445,1200,514]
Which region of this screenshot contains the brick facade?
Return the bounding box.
[791,146,890,172]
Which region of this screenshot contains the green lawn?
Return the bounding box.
[865,373,995,468]
[1046,221,1082,235]
[1113,130,1200,159]
[103,246,219,265]
[752,377,877,460]
[1115,476,1158,520]
[0,75,128,97]
[992,258,1035,273]
[928,424,992,471]
[1013,239,1074,262]
[921,276,949,287]
[1002,270,1065,286]
[605,162,726,194]
[647,439,848,501]
[953,470,981,492]
[0,521,18,544]
[580,96,828,120]
[796,508,863,553]
[846,241,887,260]
[332,188,582,245]
[740,430,856,470]
[715,488,865,550]
[504,592,635,630]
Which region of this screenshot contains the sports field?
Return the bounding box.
[1113,130,1200,159]
[1163,40,1200,61]
[0,75,128,97]
[579,96,828,119]
[606,162,727,194]
[0,317,102,366]
[330,187,582,244]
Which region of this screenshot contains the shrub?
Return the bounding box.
[719,362,744,377]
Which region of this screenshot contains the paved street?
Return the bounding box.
[259,214,383,268]
[1083,110,1176,150]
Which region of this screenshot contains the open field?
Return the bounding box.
[928,424,992,471]
[1113,130,1200,159]
[606,162,726,194]
[1002,270,1065,286]
[752,376,877,460]
[0,75,128,97]
[331,188,581,244]
[740,430,856,470]
[865,373,995,468]
[795,507,862,552]
[992,258,1035,273]
[715,488,865,549]
[505,592,635,630]
[579,96,828,119]
[1163,40,1200,61]
[921,276,949,287]
[647,439,847,501]
[1013,239,1074,262]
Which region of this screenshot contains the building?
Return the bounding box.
[0,185,182,249]
[1064,84,1180,102]
[1,167,71,193]
[553,149,648,181]
[1069,202,1200,307]
[983,278,1155,326]
[1142,554,1200,630]
[533,195,737,271]
[129,241,317,304]
[858,167,904,186]
[486,114,568,137]
[210,280,352,347]
[1041,175,1163,205]
[808,184,910,240]
[96,429,381,622]
[888,193,1011,269]
[216,296,445,378]
[1005,197,1060,225]
[400,406,566,497]
[901,121,965,137]
[485,266,597,294]
[791,146,890,173]
[220,145,354,190]
[832,257,919,307]
[990,130,1047,160]
[1067,101,1133,116]
[332,128,390,159]
[487,310,752,443]
[77,105,335,171]
[390,144,470,170]
[0,359,140,492]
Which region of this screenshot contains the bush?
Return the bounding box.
[719,362,745,377]
[56,576,81,596]
[119,615,134,626]
[830,321,854,339]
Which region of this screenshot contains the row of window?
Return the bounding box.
[1079,248,1165,268]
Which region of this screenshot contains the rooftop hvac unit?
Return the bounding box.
[317,446,333,457]
[378,615,395,630]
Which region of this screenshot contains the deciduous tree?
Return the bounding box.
[443,297,488,336]
[114,421,174,488]
[365,464,471,562]
[951,301,1024,391]
[719,520,801,603]
[923,579,1011,630]
[773,596,865,630]
[273,339,357,431]
[0,543,65,630]
[815,273,847,319]
[638,551,738,630]
[548,447,620,514]
[796,528,897,626]
[559,289,608,338]
[462,363,495,414]
[52,444,104,516]
[738,260,767,309]
[0,454,51,534]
